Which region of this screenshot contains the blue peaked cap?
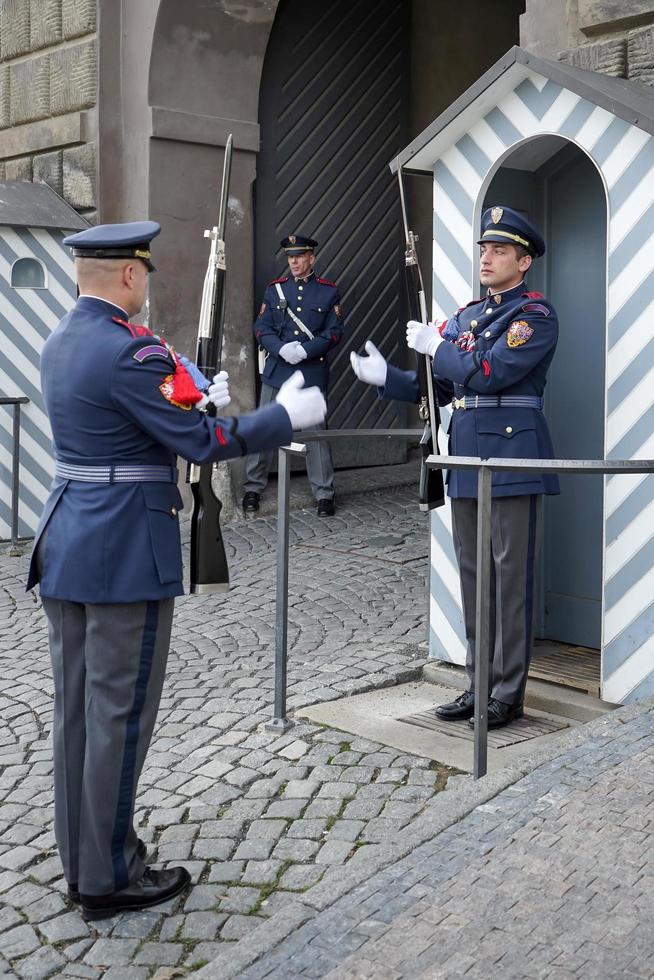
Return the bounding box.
[280,234,318,254]
[477,206,545,258]
[63,221,161,272]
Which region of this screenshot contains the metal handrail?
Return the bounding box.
[0,397,30,552]
[426,454,654,778]
[266,428,424,732]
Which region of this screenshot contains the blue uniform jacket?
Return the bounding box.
[27,296,292,602]
[255,272,343,391]
[383,281,560,498]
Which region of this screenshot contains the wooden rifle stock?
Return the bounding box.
[189,135,233,593]
[397,167,445,511]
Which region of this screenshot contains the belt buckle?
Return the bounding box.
[453,397,466,410]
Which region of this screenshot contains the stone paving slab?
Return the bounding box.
[2,482,649,979]
[200,698,654,979]
[0,487,445,978]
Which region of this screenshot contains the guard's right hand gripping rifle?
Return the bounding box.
[397,166,445,511]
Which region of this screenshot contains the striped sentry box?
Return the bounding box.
[405,54,654,704]
[0,226,77,539]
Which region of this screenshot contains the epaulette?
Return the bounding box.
[316,277,337,287]
[522,290,545,299]
[268,276,288,285]
[112,316,154,339]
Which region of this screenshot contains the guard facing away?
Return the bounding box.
[242,234,344,516]
[351,207,559,729]
[28,221,326,918]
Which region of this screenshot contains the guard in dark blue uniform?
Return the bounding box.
[28,221,325,917]
[351,207,559,728]
[242,235,344,516]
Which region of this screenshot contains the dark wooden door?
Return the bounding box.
[255,0,409,466]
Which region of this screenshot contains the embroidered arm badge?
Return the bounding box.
[507,321,534,348]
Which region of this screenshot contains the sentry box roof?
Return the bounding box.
[0,180,88,230]
[391,45,654,175]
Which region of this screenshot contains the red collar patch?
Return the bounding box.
[112,316,153,338]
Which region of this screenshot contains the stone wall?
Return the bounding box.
[522,0,654,85]
[0,0,96,218]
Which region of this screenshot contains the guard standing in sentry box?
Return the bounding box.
[242,234,344,517]
[27,221,326,919]
[351,207,559,729]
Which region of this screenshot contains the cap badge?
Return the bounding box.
[289,235,297,245]
[491,207,503,225]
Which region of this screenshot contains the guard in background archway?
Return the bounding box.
[351,207,560,728]
[242,235,344,517]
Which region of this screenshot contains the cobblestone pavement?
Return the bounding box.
[235,705,654,980]
[0,486,464,979]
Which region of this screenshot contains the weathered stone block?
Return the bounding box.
[579,0,654,35]
[0,66,9,131]
[30,0,62,50]
[559,37,627,77]
[1,0,30,60]
[50,41,96,116]
[63,140,95,208]
[629,26,654,85]
[0,160,6,179]
[10,56,50,125]
[33,148,62,193]
[5,155,33,181]
[62,0,96,39]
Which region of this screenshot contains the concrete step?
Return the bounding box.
[423,661,616,723]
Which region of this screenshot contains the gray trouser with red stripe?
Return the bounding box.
[41,595,174,896]
[451,495,542,706]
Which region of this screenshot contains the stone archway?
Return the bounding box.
[145,0,279,411]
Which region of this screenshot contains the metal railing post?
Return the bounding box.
[426,453,654,780]
[267,429,422,733]
[473,465,492,778]
[266,442,306,732]
[1,396,29,554]
[10,402,21,550]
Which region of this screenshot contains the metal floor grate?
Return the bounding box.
[400,709,568,748]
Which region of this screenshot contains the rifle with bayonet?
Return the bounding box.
[189,134,234,593]
[397,165,445,511]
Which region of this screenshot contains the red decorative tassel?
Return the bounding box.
[171,362,203,405]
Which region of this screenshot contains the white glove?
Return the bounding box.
[350,340,387,387]
[406,320,442,357]
[279,341,307,365]
[206,370,230,410]
[276,371,326,430]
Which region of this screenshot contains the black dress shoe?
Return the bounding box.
[68,839,149,903]
[434,690,476,720]
[81,866,191,920]
[317,498,335,516]
[468,697,524,729]
[242,491,260,513]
